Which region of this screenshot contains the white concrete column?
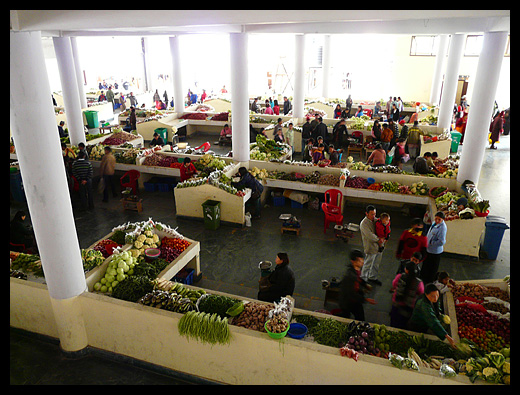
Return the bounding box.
[10,31,88,351]
[429,34,449,106]
[321,34,331,98]
[141,37,151,92]
[70,37,88,109]
[457,31,509,186]
[293,34,305,120]
[53,36,86,146]
[437,34,466,131]
[229,31,250,162]
[169,36,185,114]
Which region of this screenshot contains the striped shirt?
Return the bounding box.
[72,158,93,181]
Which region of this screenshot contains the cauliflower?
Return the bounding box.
[483,367,498,378]
[137,234,146,243]
[134,241,143,249]
[145,237,153,245]
[129,249,140,258]
[503,361,510,374]
[144,230,153,237]
[152,234,159,243]
[465,361,474,373]
[150,243,158,248]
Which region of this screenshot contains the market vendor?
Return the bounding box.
[257,252,295,303]
[407,284,456,347]
[179,157,197,182]
[149,132,165,148]
[219,124,232,144]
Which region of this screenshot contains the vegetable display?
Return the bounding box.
[178,310,231,345]
[138,287,203,313]
[10,252,44,277]
[197,294,239,319]
[81,249,105,272]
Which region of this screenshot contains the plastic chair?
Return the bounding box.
[347,131,364,159]
[194,141,211,153]
[120,170,140,195]
[321,189,344,233]
[10,241,26,253]
[363,108,373,118]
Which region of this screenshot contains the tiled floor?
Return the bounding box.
[10,125,510,384]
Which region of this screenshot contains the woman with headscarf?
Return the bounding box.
[489,111,505,150]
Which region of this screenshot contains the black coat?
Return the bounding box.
[338,264,369,310]
[257,262,295,303]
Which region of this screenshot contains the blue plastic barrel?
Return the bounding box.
[482,215,509,260]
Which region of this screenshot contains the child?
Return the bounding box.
[433,271,455,294]
[375,212,391,252]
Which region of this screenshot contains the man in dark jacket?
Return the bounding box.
[283,96,292,115]
[332,118,349,148]
[316,117,329,144]
[301,116,312,155]
[338,249,376,320]
[257,252,295,303]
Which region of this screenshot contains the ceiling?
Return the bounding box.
[10,10,510,36]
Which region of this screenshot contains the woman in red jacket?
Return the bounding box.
[395,217,428,271]
[179,157,198,182]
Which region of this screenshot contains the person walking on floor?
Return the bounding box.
[338,249,377,321]
[420,211,447,284]
[390,260,424,329]
[106,86,115,112]
[359,205,383,286]
[99,146,118,203]
[71,150,94,210]
[489,111,505,149]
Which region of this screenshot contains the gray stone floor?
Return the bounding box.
[10,126,510,384]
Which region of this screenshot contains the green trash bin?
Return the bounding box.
[84,110,99,128]
[202,200,221,230]
[154,128,168,143]
[450,131,462,153]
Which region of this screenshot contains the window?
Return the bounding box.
[464,35,483,56]
[410,35,438,56]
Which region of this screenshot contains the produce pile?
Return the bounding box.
[317,174,340,186]
[231,302,272,332]
[102,130,139,145]
[207,112,229,121]
[138,286,203,314]
[10,252,44,277]
[93,238,121,258]
[250,134,290,161]
[450,280,510,353]
[114,147,140,164]
[142,153,179,167]
[178,310,231,345]
[179,112,208,120]
[344,176,369,189]
[81,249,105,272]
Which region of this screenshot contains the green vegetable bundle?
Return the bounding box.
[178,310,231,345]
[11,253,44,277]
[138,289,201,313]
[81,248,105,272]
[468,199,490,213]
[111,275,154,303]
[308,318,349,348]
[197,294,239,319]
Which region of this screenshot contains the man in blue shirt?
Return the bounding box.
[420,211,447,284]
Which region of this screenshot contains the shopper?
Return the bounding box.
[406,121,423,159]
[413,153,435,175]
[200,89,207,103]
[489,111,505,150]
[433,271,455,295]
[455,112,468,144]
[420,211,447,284]
[264,101,274,115]
[153,89,160,104]
[257,252,295,303]
[392,138,408,169]
[128,92,138,107]
[327,144,341,166]
[273,117,283,137]
[58,121,67,138]
[72,150,94,210]
[332,118,348,148]
[119,93,126,111]
[366,143,386,167]
[315,117,329,144]
[380,123,393,152]
[285,122,295,154]
[371,120,382,141]
[106,86,115,111]
[354,105,364,117]
[232,166,264,219]
[98,91,106,102]
[391,103,400,122]
[345,95,353,117]
[273,99,280,115]
[390,260,424,329]
[359,205,383,285]
[273,127,285,144]
[385,96,393,119]
[98,146,118,203]
[338,249,377,321]
[250,98,260,113]
[179,157,197,182]
[129,107,137,131]
[301,116,312,155]
[396,217,428,267]
[283,96,292,115]
[407,283,456,347]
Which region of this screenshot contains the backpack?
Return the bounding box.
[395,273,419,308]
